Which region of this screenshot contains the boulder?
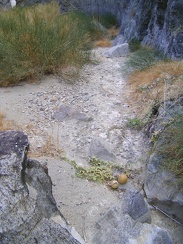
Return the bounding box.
[105,43,129,58]
[0,130,84,244]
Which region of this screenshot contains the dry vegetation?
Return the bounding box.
[125,47,183,178]
[127,61,183,118]
[0,111,63,158]
[0,2,104,86]
[0,112,15,130]
[94,39,112,47]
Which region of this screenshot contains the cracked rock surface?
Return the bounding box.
[0,130,83,244]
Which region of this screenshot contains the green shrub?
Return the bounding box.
[0,2,103,86]
[158,114,183,179]
[124,46,168,73]
[127,118,145,130]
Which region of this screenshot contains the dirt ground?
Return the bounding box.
[1,47,182,243]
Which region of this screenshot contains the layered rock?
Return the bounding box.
[0,130,84,244]
[118,0,183,59]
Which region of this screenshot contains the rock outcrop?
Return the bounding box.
[118,0,183,59]
[92,189,173,244]
[145,97,183,225]
[0,130,84,244]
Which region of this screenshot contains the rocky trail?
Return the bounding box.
[1,47,182,243]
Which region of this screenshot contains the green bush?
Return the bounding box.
[0,2,103,86]
[124,46,168,73]
[127,118,145,130]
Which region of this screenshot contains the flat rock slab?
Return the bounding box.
[53,105,92,122]
[89,138,116,162]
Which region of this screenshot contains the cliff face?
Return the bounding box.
[118,0,183,59]
[56,0,183,59]
[63,0,183,59]
[0,0,183,58]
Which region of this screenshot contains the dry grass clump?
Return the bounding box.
[94,39,112,47]
[127,61,183,118]
[0,112,15,130]
[0,2,103,86]
[0,112,62,158]
[28,135,63,158]
[107,27,120,39]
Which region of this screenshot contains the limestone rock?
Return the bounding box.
[0,130,83,244]
[105,43,129,58]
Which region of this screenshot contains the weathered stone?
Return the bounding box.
[129,224,173,244]
[92,191,172,244]
[112,34,125,46]
[0,130,84,244]
[105,43,129,58]
[53,105,92,122]
[89,138,116,162]
[127,190,151,224]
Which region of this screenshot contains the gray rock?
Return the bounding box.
[105,43,130,58]
[53,105,92,122]
[129,224,173,244]
[89,138,116,162]
[127,190,151,224]
[119,0,183,59]
[92,191,172,244]
[112,34,126,46]
[0,130,83,244]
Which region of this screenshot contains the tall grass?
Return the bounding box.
[124,46,168,74]
[0,2,103,86]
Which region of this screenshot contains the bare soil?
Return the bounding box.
[0,47,182,243]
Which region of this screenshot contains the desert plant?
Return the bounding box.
[0,2,103,86]
[63,157,130,183]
